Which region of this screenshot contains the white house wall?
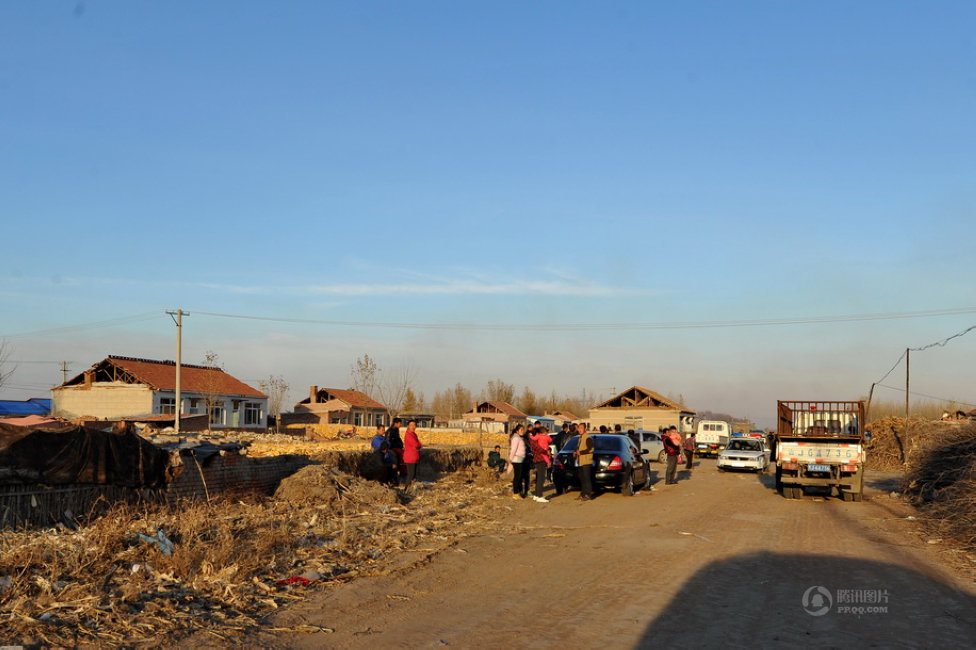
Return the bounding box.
[52,383,153,420]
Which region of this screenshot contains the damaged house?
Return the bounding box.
[52,355,268,432]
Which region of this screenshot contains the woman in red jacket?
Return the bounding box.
[402,419,422,491]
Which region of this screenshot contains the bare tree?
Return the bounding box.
[0,340,15,390]
[377,363,417,420]
[482,378,516,404]
[259,374,290,433]
[517,386,539,415]
[350,353,379,398]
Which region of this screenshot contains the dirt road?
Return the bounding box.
[252,461,976,648]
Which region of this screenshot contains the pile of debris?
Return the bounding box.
[865,416,961,470]
[904,422,976,552]
[0,466,510,646]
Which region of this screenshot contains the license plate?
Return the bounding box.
[807,464,831,472]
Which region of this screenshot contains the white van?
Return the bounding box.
[695,420,731,457]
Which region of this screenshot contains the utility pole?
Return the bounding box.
[905,347,910,437]
[166,309,188,435]
[61,361,68,384]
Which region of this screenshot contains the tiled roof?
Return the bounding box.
[298,388,387,410]
[61,356,266,398]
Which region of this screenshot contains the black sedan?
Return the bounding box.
[552,434,651,496]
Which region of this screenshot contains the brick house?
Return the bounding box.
[463,401,527,434]
[587,386,695,433]
[288,386,389,427]
[52,355,268,431]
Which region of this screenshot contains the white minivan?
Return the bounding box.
[695,420,731,457]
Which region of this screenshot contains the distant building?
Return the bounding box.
[287,385,388,427]
[398,412,436,428]
[463,401,527,434]
[545,410,581,428]
[52,355,268,431]
[587,386,695,433]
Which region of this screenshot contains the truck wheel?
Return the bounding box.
[775,466,783,492]
[852,490,863,502]
[841,489,854,502]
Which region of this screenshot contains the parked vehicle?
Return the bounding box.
[553,434,651,496]
[717,432,770,472]
[774,400,867,501]
[695,420,731,457]
[635,430,666,463]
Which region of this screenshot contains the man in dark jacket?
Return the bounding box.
[385,418,404,480]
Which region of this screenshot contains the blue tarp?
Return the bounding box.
[0,398,51,417]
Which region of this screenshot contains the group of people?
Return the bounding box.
[494,421,700,502]
[503,422,596,502]
[370,417,423,491]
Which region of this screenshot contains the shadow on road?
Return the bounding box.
[637,552,976,648]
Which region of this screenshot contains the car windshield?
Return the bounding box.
[728,439,761,451]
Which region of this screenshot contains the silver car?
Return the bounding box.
[717,436,770,472]
[634,430,666,463]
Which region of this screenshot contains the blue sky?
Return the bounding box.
[2,1,975,425]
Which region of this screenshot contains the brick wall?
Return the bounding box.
[165,452,312,502]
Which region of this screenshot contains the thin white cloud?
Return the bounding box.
[3,272,649,298]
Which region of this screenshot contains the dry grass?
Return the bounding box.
[0,464,509,646]
[904,423,976,552]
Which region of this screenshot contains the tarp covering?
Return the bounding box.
[0,422,174,488]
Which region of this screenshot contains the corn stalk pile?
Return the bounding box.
[0,466,511,646]
[904,423,976,552]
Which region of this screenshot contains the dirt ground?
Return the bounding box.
[198,460,975,648]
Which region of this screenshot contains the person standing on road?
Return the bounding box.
[507,424,528,499]
[385,417,405,481]
[402,419,422,492]
[574,422,595,501]
[663,426,682,484]
[529,425,553,503]
[683,431,696,470]
[554,423,572,453]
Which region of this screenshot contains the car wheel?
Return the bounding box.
[657,450,667,463]
[621,470,634,496]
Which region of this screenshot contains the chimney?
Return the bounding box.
[473,400,479,413]
[310,385,318,403]
[84,370,93,390]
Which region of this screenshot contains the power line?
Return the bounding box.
[192,305,976,332]
[875,383,976,408]
[911,324,976,352]
[0,312,163,339]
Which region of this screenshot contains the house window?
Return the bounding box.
[189,398,200,414]
[375,413,384,427]
[159,397,176,415]
[243,402,262,426]
[209,405,225,426]
[354,411,363,426]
